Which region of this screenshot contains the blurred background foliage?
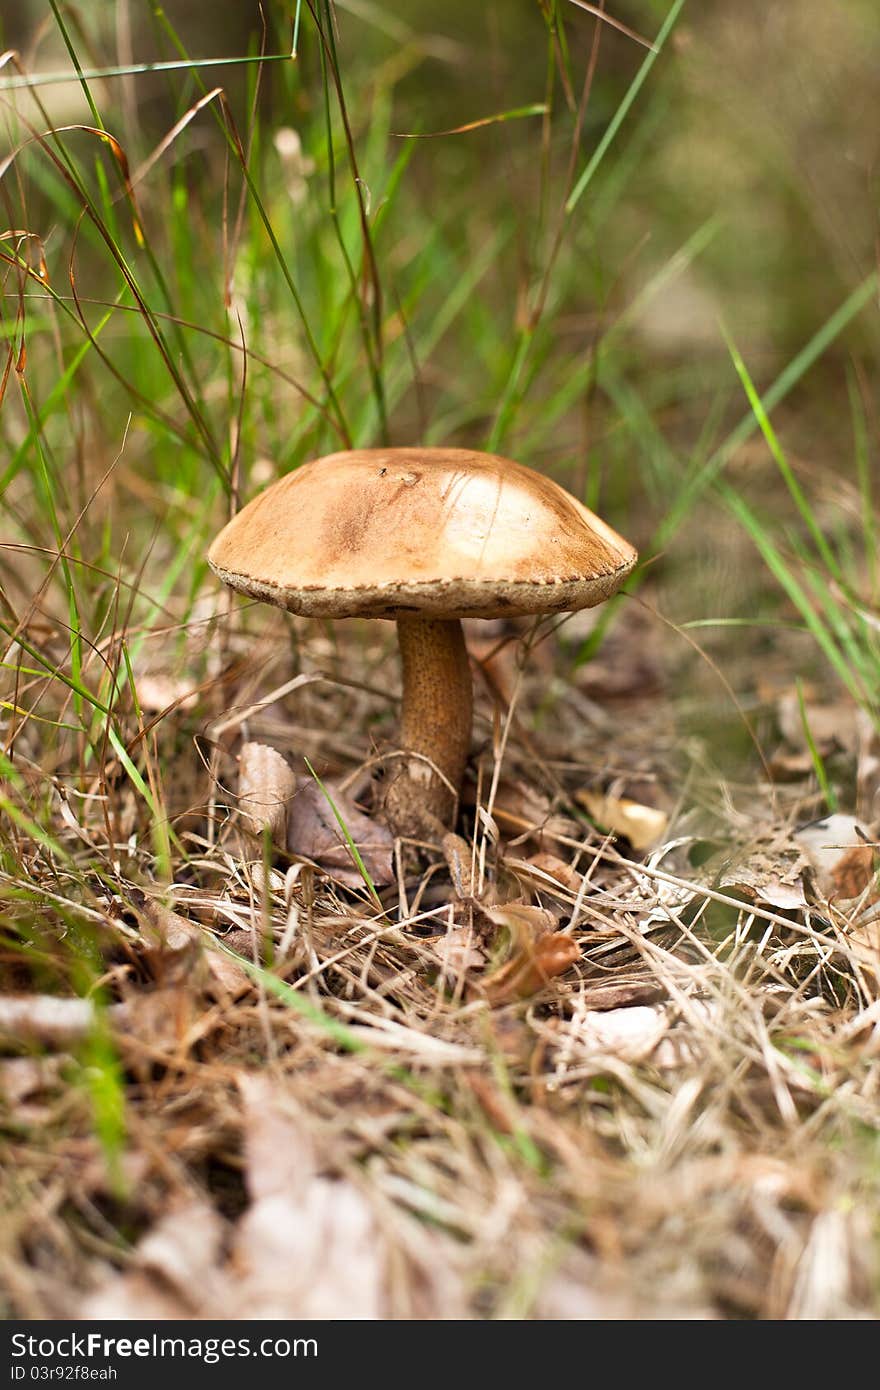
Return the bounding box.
[1,1,879,745]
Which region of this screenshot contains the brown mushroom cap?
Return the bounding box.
[207,447,637,621]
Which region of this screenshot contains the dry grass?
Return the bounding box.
[2,595,879,1321]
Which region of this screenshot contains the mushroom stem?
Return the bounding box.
[384,616,473,839]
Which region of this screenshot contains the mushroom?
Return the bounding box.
[207,447,637,840]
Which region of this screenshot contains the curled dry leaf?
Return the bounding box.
[576,788,669,853]
[707,825,811,911]
[481,931,580,1005]
[288,778,394,888]
[238,741,298,846]
[830,844,879,903]
[478,900,559,943]
[442,831,476,899]
[794,815,878,903]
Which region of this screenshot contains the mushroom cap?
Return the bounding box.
[207,448,637,620]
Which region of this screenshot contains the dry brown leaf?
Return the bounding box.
[442,831,477,898]
[580,978,667,1011]
[134,895,250,1000]
[830,843,879,902]
[707,826,812,910]
[794,815,878,902]
[287,778,394,888]
[464,776,574,843]
[431,925,486,983]
[479,900,559,943]
[238,741,298,845]
[203,948,252,1001]
[481,931,580,1004]
[523,851,583,893]
[576,789,669,853]
[133,895,202,984]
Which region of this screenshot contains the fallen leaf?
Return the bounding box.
[442,831,476,898]
[238,741,298,846]
[481,931,580,1004]
[580,979,667,1011]
[237,1073,315,1198]
[133,894,202,984]
[203,947,252,1001]
[432,926,486,983]
[464,776,575,844]
[706,825,812,911]
[521,851,583,893]
[233,1074,386,1318]
[132,896,250,1000]
[794,815,877,902]
[569,1004,668,1062]
[830,844,879,902]
[80,1077,391,1320]
[135,673,199,714]
[576,789,668,853]
[777,690,860,757]
[478,900,559,943]
[288,778,394,888]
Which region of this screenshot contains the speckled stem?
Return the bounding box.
[383,616,473,840]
